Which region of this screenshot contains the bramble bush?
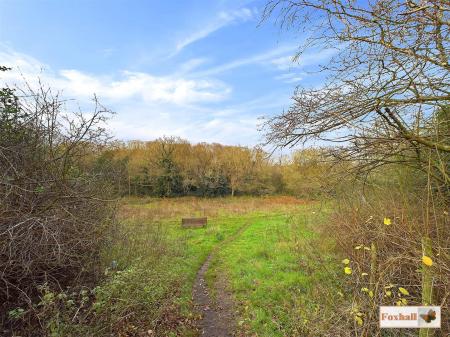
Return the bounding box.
[0,70,117,336]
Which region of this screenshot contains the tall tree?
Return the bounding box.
[221,146,252,196]
[154,137,183,197]
[263,0,449,182]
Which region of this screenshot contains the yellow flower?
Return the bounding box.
[383,217,391,225]
[355,316,363,326]
[422,255,433,267]
[344,267,352,275]
[342,258,350,265]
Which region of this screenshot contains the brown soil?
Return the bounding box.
[192,255,235,337]
[192,224,250,337]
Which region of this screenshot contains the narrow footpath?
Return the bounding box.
[192,223,250,337]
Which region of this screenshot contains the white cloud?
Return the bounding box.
[275,72,304,83]
[270,55,298,70]
[0,48,266,145]
[59,69,230,104]
[177,58,210,74]
[0,47,294,146]
[270,48,339,71]
[172,7,257,55]
[194,44,298,76]
[107,104,261,146]
[0,49,230,105]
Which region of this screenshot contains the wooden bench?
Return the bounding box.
[181,217,207,228]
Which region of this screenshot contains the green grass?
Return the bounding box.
[49,197,338,337]
[87,211,253,336]
[207,203,338,337]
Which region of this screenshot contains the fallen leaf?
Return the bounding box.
[422,255,433,267]
[398,287,409,296]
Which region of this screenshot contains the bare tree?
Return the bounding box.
[262,0,449,182]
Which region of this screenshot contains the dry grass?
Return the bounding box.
[118,195,309,223]
[322,175,450,337]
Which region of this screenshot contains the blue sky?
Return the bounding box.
[0,0,333,146]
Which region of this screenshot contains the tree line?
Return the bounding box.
[99,137,338,198]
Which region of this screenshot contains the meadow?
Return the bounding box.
[60,196,338,337]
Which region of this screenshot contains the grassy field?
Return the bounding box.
[59,196,338,337]
[206,203,338,337]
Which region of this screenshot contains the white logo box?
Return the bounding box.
[380,306,441,328]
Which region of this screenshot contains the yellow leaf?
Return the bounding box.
[385,290,392,297]
[368,291,374,298]
[401,298,408,305]
[354,245,363,250]
[344,267,352,275]
[422,256,433,267]
[342,258,350,265]
[398,287,409,296]
[361,287,369,292]
[355,316,363,326]
[363,246,371,251]
[361,272,368,276]
[383,217,391,225]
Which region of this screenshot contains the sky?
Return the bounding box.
[0,0,333,147]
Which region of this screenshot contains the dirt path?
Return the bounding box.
[192,224,250,337]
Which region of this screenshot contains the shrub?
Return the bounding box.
[0,77,116,335]
[326,165,449,336]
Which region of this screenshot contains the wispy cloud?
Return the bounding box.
[270,47,338,70]
[270,55,298,70]
[172,7,257,56]
[0,48,268,145]
[194,44,299,76]
[0,49,230,105]
[275,72,304,83]
[59,69,231,104]
[176,58,210,75]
